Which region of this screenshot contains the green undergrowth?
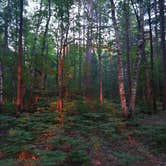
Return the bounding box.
[0,100,165,165]
[135,124,166,154]
[113,151,144,165]
[126,105,166,154]
[0,100,121,165]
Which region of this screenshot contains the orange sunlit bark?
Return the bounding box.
[99,79,103,103]
[58,45,67,113]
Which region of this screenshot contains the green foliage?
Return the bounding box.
[68,149,90,164]
[3,103,17,113]
[72,100,92,113]
[7,129,35,143]
[1,145,21,156]
[0,99,165,165]
[0,115,15,129]
[39,150,68,165]
[137,125,166,153]
[0,159,14,166]
[113,152,144,165]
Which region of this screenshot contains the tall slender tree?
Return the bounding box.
[147,0,157,112]
[0,0,10,111]
[110,0,128,116]
[97,6,103,104]
[41,0,51,89]
[16,0,23,115]
[124,0,131,105]
[128,0,145,116]
[0,59,3,112]
[31,0,43,84]
[85,0,94,98]
[159,0,166,110]
[57,1,71,113]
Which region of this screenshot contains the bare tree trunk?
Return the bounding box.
[3,0,10,51]
[32,0,43,72]
[30,0,43,105]
[128,47,142,115]
[41,0,51,89]
[43,44,49,89]
[32,0,43,56]
[154,0,159,57]
[99,55,103,103]
[0,0,10,111]
[58,9,70,113]
[148,2,157,112]
[0,60,3,112]
[159,0,166,110]
[16,0,23,115]
[154,0,161,100]
[78,24,82,92]
[58,46,65,112]
[85,0,94,98]
[85,27,92,98]
[98,11,103,104]
[110,0,128,116]
[142,46,151,108]
[124,0,131,105]
[128,0,144,116]
[136,0,151,107]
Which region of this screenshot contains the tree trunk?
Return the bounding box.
[137,0,151,107]
[58,10,70,113]
[99,55,103,103]
[58,47,65,113]
[142,45,151,108]
[85,0,94,98]
[110,0,128,116]
[124,0,131,105]
[78,2,82,93]
[3,0,10,52]
[128,0,144,116]
[41,0,51,89]
[16,0,23,115]
[128,47,142,115]
[0,60,3,112]
[148,3,157,112]
[154,0,159,57]
[78,30,82,92]
[32,0,43,71]
[98,11,103,104]
[85,27,92,98]
[154,0,161,99]
[159,0,166,110]
[0,0,10,111]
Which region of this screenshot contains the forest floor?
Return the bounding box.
[0,99,166,166]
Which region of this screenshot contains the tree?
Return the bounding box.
[123,0,131,105]
[0,0,11,111]
[31,0,44,89]
[55,0,72,113]
[41,0,51,89]
[147,0,157,112]
[0,59,2,111]
[16,0,23,115]
[159,0,166,110]
[84,0,94,98]
[110,0,128,116]
[128,0,145,116]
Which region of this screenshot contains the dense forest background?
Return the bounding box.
[0,0,165,165]
[0,0,166,114]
